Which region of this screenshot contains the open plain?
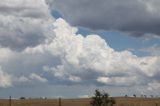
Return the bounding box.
[0,97,160,106]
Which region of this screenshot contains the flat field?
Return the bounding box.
[0,97,160,106]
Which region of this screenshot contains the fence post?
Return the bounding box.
[9,96,11,106]
[59,97,61,106]
[156,103,158,106]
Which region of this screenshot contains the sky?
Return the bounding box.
[0,0,160,98]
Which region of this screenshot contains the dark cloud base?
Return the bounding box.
[50,0,160,37]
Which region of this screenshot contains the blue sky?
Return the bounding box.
[0,0,160,98]
[73,21,160,57]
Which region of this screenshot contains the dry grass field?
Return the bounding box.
[0,97,160,106]
[115,97,160,106]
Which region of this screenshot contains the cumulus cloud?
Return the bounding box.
[0,0,55,50]
[13,73,48,87]
[29,73,48,83]
[48,0,160,37]
[0,67,12,88]
[0,64,47,88]
[0,47,13,63]
[24,18,160,89]
[0,0,159,95]
[0,16,159,94]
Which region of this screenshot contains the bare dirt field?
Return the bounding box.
[0,97,160,106]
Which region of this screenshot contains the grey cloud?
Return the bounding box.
[0,0,54,50]
[49,0,160,37]
[0,7,48,19]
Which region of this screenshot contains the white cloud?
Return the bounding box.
[0,67,12,88]
[29,73,48,83]
[97,76,138,86]
[0,48,14,63]
[13,73,48,87]
[78,95,89,98]
[139,46,160,56]
[18,76,30,83]
[25,18,160,89]
[68,75,81,82]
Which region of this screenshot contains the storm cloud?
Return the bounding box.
[48,0,160,37]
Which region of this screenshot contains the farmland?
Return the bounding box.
[0,97,160,106]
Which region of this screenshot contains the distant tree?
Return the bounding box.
[20,97,26,100]
[141,95,144,98]
[150,95,153,98]
[90,89,115,106]
[144,95,147,98]
[125,95,128,97]
[133,94,136,98]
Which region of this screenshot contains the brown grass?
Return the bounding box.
[115,97,160,106]
[0,97,160,106]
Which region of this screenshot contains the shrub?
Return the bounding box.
[90,89,115,106]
